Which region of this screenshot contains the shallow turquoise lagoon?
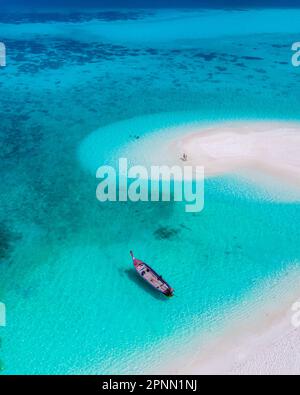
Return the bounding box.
[0,8,300,374]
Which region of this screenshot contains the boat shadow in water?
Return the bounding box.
[123,269,168,301]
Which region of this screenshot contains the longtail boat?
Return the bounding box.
[130,251,174,297]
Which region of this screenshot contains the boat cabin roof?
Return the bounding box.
[135,261,170,293]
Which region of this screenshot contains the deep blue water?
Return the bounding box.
[3,0,300,8]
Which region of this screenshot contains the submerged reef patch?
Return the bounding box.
[4,37,141,74]
[0,11,153,24]
[154,226,180,240]
[0,224,20,261]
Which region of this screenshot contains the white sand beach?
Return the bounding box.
[187,284,300,375]
[151,267,300,376]
[122,121,300,201]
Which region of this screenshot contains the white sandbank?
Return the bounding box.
[151,267,300,376]
[121,121,300,201]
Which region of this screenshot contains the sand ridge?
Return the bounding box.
[121,121,300,200]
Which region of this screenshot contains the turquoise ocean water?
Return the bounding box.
[0,8,300,374]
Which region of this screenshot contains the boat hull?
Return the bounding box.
[130,251,174,297]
